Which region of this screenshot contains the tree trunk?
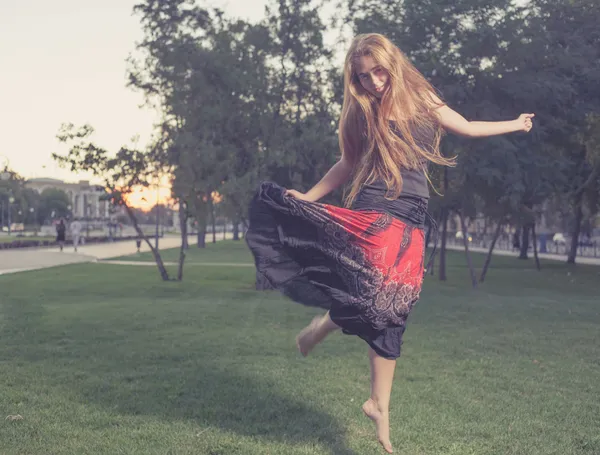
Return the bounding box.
[223,218,227,240]
[479,220,503,283]
[240,217,248,239]
[233,219,240,241]
[481,218,489,248]
[123,203,170,281]
[210,201,216,244]
[197,222,206,248]
[439,207,448,281]
[182,228,189,250]
[567,192,584,264]
[519,225,530,259]
[459,212,478,289]
[424,215,436,276]
[439,166,450,281]
[532,222,541,271]
[177,202,188,281]
[181,204,189,250]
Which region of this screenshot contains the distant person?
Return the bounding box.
[56,219,66,252]
[70,218,83,252]
[246,33,534,453]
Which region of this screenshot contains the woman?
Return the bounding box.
[246,33,533,453]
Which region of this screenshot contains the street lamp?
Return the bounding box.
[7,196,14,235]
[1,157,14,235]
[0,155,9,181]
[29,207,36,234]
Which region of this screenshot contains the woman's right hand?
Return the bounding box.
[285,189,313,202]
[516,113,535,132]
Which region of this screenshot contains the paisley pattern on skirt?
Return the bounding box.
[245,181,427,358]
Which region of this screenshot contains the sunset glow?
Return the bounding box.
[125,183,173,211]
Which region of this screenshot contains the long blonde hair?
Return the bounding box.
[339,33,456,206]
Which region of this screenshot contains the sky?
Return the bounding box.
[0,0,269,208]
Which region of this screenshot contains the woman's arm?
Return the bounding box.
[437,106,534,137]
[286,157,354,202]
[429,94,534,137]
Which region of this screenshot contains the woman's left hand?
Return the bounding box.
[285,189,312,201]
[516,113,535,132]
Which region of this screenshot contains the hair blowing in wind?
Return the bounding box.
[339,33,456,207]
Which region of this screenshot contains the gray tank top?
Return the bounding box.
[362,121,434,199]
[361,169,428,199]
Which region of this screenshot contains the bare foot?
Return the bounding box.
[362,399,393,453]
[295,316,321,357]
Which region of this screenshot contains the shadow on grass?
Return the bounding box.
[2,295,358,455]
[89,360,356,454]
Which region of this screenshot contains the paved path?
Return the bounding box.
[101,260,254,267]
[445,244,600,265]
[0,236,183,275]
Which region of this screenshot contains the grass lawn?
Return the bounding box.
[1,241,599,454]
[111,238,253,263]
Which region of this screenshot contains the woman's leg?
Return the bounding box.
[296,311,339,356]
[363,348,396,453]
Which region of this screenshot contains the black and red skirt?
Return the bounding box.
[246,181,433,359]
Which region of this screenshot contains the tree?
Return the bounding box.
[260,0,339,192]
[38,188,71,224]
[129,2,269,248]
[21,188,41,226]
[345,0,600,276]
[129,0,339,290]
[566,114,600,263]
[492,0,600,264]
[0,170,22,231]
[53,124,172,281]
[0,170,47,230]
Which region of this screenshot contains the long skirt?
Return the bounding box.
[245,181,428,359]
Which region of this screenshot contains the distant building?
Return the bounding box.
[25,177,111,219]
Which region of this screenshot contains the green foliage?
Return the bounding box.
[0,171,43,226]
[129,0,340,228]
[345,0,600,257]
[347,0,527,223]
[261,0,338,191]
[38,188,71,223]
[53,123,172,280]
[131,3,265,226]
[54,123,153,206]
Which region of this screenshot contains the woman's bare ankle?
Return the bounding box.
[366,397,388,414]
[295,316,321,356]
[362,398,393,453]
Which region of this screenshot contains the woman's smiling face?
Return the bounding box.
[355,55,389,98]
